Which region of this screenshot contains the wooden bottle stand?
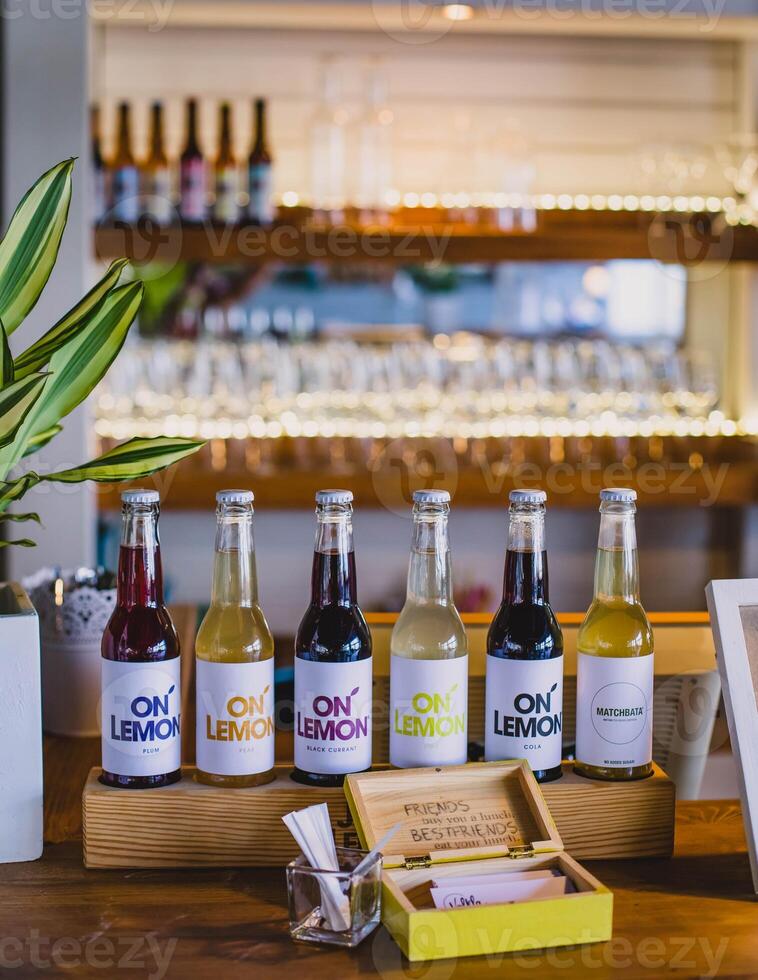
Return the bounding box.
[82,762,674,869]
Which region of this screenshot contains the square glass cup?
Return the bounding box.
[286,846,382,948]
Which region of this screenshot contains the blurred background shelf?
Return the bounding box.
[94,209,758,265]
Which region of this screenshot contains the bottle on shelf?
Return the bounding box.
[180,98,207,224]
[310,58,348,223]
[100,490,182,789]
[484,489,564,783]
[213,102,240,224]
[110,101,139,224]
[248,97,274,225]
[142,101,173,226]
[90,104,107,224]
[292,490,372,787]
[390,490,468,769]
[195,490,275,788]
[575,488,654,781]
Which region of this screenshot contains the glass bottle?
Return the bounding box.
[100,490,181,789]
[575,488,654,781]
[390,490,468,769]
[213,102,240,224]
[485,489,564,783]
[143,101,173,226]
[248,98,274,225]
[310,59,347,223]
[90,104,107,224]
[292,490,372,787]
[195,490,275,788]
[110,102,139,224]
[180,98,207,223]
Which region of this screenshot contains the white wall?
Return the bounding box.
[2,10,94,578]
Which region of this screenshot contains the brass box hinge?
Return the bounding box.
[404,854,432,870]
[508,844,535,859]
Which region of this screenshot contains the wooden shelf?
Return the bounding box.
[94,209,758,265]
[94,435,758,511]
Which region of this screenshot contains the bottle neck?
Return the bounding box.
[594,505,639,602]
[211,506,258,607]
[117,505,163,607]
[503,507,548,604]
[311,509,355,606]
[218,107,233,160]
[115,105,132,162]
[407,509,452,605]
[252,100,267,155]
[149,105,166,161]
[184,102,200,155]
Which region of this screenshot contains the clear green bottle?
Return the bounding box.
[575,488,653,781]
[390,490,468,769]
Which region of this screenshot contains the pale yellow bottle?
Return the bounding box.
[390,490,468,768]
[575,488,653,781]
[195,490,275,787]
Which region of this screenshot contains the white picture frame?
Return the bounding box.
[706,578,758,893]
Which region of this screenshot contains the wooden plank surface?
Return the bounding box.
[2,800,755,979]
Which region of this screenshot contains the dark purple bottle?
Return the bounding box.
[485,489,564,783]
[100,490,181,789]
[292,490,372,787]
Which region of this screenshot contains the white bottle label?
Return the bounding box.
[389,655,468,768]
[576,651,654,769]
[214,167,240,223]
[196,659,275,776]
[101,658,181,777]
[146,168,174,225]
[248,163,273,222]
[484,655,564,773]
[294,657,372,775]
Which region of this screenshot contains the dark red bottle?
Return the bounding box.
[292,490,372,787]
[485,489,564,783]
[100,490,181,789]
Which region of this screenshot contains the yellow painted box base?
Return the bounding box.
[381,852,613,962]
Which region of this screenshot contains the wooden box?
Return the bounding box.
[345,760,613,962]
[82,761,674,869]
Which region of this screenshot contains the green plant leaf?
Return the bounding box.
[43,436,204,484]
[0,318,13,387]
[22,424,62,458]
[0,159,74,335]
[1,281,143,475]
[0,538,36,548]
[2,511,41,524]
[0,373,49,450]
[14,259,129,379]
[0,473,41,511]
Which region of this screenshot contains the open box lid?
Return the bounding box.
[344,760,563,871]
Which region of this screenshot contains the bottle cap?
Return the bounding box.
[600,487,637,503]
[509,489,547,505]
[315,489,353,506]
[216,489,254,506]
[121,489,159,505]
[412,489,450,505]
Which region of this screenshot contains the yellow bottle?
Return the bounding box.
[575,488,653,781]
[195,490,275,787]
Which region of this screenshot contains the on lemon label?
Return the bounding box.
[196,659,275,776]
[390,655,468,768]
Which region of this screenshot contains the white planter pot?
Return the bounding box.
[26,571,115,738]
[0,583,42,863]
